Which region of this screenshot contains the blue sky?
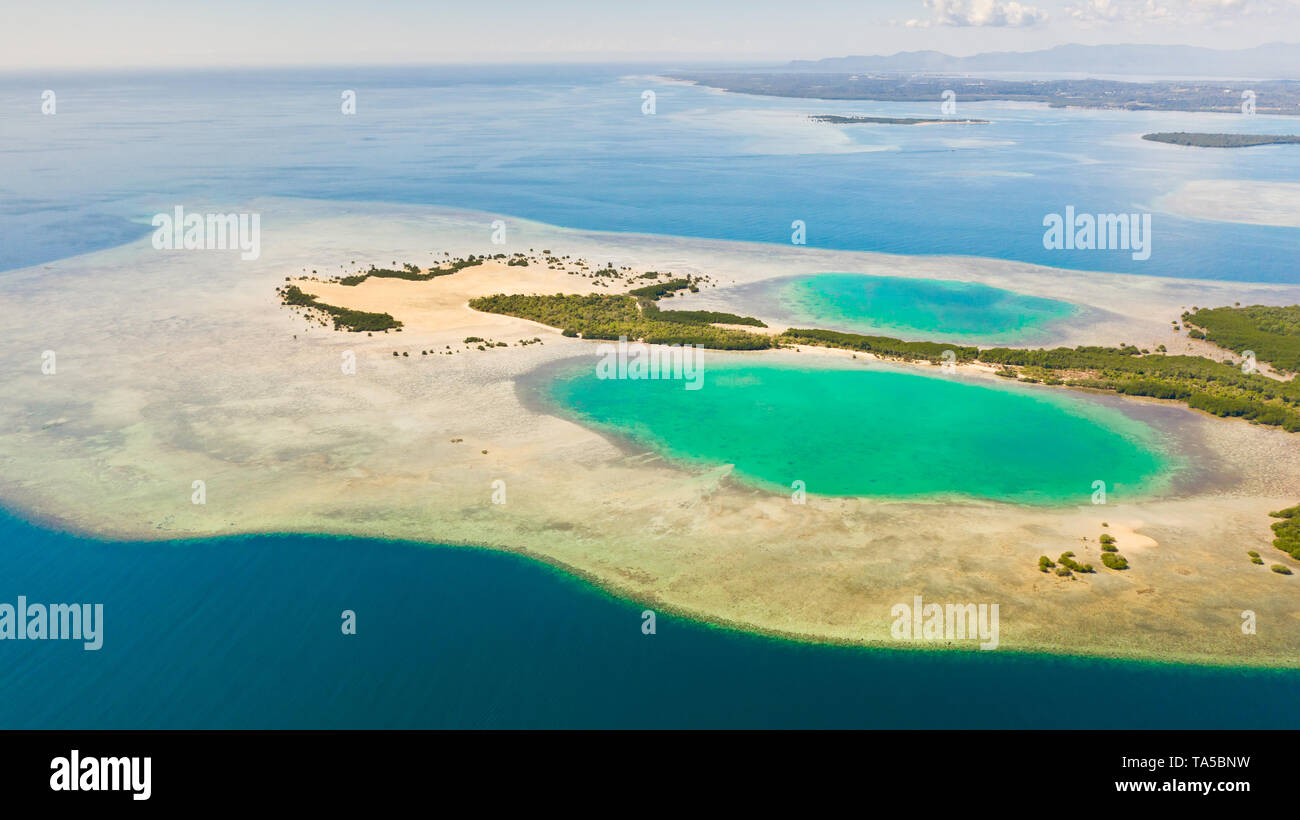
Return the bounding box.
[3,0,1298,68]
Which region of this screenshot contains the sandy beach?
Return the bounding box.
[4,197,1300,667]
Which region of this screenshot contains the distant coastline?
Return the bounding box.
[672,73,1300,115]
[811,114,988,125]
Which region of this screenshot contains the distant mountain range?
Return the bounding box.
[788,43,1300,79]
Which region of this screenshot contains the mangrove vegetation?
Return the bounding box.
[1183,304,1300,373]
[278,284,403,332]
[467,293,774,349]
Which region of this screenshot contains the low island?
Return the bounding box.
[1142,132,1300,148]
[7,202,1300,669]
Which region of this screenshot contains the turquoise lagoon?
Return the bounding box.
[778,273,1079,343]
[546,360,1175,505]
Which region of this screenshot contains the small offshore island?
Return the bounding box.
[276,244,1300,582]
[1143,132,1300,148]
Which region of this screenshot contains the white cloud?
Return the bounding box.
[905,0,1050,27]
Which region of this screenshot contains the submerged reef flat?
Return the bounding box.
[5,199,1300,667]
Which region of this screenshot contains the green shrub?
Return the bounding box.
[777,328,977,363]
[279,285,402,332]
[1057,552,1094,573]
[627,278,693,300]
[641,303,767,327]
[1101,553,1129,570]
[469,293,773,350]
[338,256,484,285]
[1269,504,1300,555]
[1271,564,1293,575]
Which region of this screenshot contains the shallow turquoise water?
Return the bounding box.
[1,509,1296,729]
[548,361,1173,505]
[780,273,1078,342]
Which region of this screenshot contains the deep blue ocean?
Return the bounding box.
[3,510,1298,729]
[2,65,1299,727]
